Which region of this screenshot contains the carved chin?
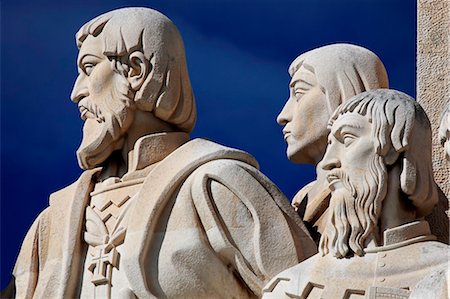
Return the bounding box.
[286,135,328,165]
[287,143,325,165]
[76,119,122,170]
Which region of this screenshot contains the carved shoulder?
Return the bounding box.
[188,159,315,296]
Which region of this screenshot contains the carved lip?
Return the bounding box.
[282,130,291,141]
[79,106,88,120]
[326,171,341,184]
[78,104,97,121]
[79,105,92,121]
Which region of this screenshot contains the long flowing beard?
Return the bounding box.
[319,154,387,258]
[77,75,134,170]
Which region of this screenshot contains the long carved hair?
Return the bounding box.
[329,89,438,217]
[76,7,196,133]
[289,44,389,115]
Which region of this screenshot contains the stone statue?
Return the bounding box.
[9,7,316,298]
[439,102,450,160]
[263,89,449,298]
[277,44,389,237]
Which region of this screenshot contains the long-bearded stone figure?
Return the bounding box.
[8,7,316,299]
[263,89,449,298]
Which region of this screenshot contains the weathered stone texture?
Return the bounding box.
[417,0,450,211]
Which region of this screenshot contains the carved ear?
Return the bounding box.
[400,154,416,196]
[127,51,149,91]
[384,147,400,166]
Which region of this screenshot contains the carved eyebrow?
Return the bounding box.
[290,78,314,89]
[78,54,102,69]
[290,67,317,89]
[332,122,364,138]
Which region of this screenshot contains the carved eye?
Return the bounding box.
[83,63,96,76]
[342,134,356,147]
[294,90,306,102]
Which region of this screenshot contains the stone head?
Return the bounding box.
[319,89,438,258]
[70,7,196,169]
[277,44,389,164]
[439,102,450,160]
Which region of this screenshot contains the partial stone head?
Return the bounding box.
[319,89,438,258]
[277,44,389,164]
[70,7,196,169]
[439,102,450,160]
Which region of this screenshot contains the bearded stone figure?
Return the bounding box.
[263,89,449,298]
[8,7,316,299]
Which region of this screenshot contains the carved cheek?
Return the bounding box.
[346,141,376,172]
[89,62,114,95]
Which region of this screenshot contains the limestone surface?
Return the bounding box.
[8,7,316,299]
[417,0,450,236]
[263,90,449,298]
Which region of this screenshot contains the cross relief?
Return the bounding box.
[88,244,119,286]
[84,193,131,290]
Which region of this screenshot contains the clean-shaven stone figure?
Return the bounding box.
[277,44,389,237]
[10,8,316,299]
[263,89,449,298]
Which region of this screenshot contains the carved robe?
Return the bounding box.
[12,133,316,299]
[262,220,449,299]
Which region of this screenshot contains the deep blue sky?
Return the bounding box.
[1,0,415,288]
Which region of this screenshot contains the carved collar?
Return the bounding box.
[98,132,190,186]
[123,132,190,180]
[365,220,437,253]
[130,132,189,170]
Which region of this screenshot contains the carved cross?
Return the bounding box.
[88,245,119,286]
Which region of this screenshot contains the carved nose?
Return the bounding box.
[320,146,341,171]
[276,99,292,125]
[70,75,89,103]
[321,158,341,171]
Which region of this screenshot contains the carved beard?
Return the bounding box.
[319,154,387,258]
[76,75,134,170]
